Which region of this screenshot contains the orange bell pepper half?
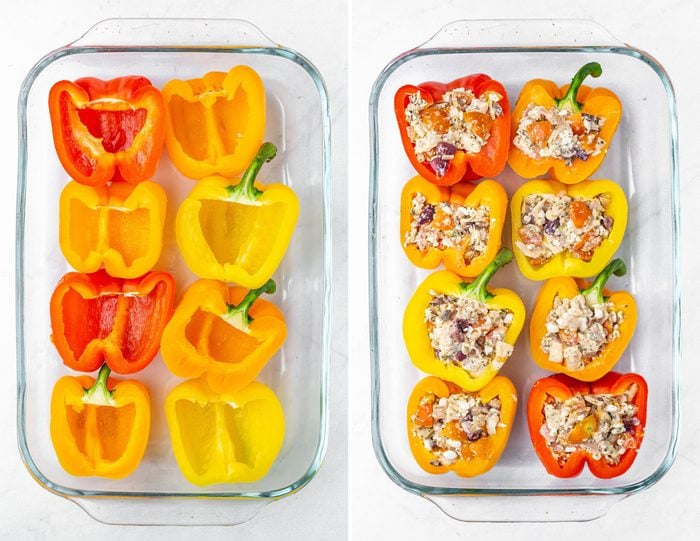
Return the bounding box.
[49,76,165,186]
[50,270,175,374]
[50,364,151,479]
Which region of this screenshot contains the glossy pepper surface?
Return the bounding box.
[50,364,151,479]
[530,259,636,381]
[50,270,175,374]
[394,74,511,185]
[403,248,525,391]
[527,372,647,478]
[407,375,517,477]
[49,76,165,186]
[59,180,167,279]
[165,378,284,486]
[161,279,285,393]
[176,142,299,288]
[511,179,627,280]
[508,63,622,184]
[400,175,507,277]
[162,65,265,179]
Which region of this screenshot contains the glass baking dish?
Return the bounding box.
[369,19,680,522]
[16,18,331,526]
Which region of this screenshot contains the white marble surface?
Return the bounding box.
[0,0,347,539]
[349,0,698,538]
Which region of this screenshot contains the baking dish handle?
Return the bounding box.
[70,18,278,48]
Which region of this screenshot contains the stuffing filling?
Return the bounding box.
[404,88,504,177]
[540,294,624,371]
[425,292,514,377]
[516,192,614,266]
[405,192,491,263]
[540,384,640,465]
[412,391,503,467]
[513,104,606,165]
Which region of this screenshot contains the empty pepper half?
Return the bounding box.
[530,259,637,381]
[400,175,508,277]
[50,364,151,479]
[511,179,627,280]
[176,142,299,288]
[508,62,622,184]
[50,270,175,374]
[49,76,165,186]
[403,248,525,391]
[527,372,647,478]
[160,278,285,393]
[165,378,284,486]
[162,65,265,179]
[394,74,511,185]
[59,179,167,279]
[408,375,517,476]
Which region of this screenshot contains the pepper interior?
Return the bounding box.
[77,106,147,153]
[65,403,136,463]
[184,309,262,363]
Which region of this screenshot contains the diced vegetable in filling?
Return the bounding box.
[425,292,514,377]
[404,88,504,177]
[411,391,502,467]
[540,384,639,465]
[513,104,606,165]
[405,192,491,263]
[516,192,613,266]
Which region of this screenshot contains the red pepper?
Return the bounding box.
[50,270,175,374]
[48,76,165,186]
[394,74,510,185]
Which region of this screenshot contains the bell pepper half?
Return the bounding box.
[511,179,627,280]
[527,372,647,478]
[165,378,284,486]
[160,278,285,393]
[530,258,637,381]
[508,62,622,184]
[394,74,511,185]
[49,76,165,186]
[407,375,517,477]
[50,364,150,479]
[50,270,175,374]
[403,248,525,391]
[162,65,265,179]
[400,175,507,277]
[176,142,299,288]
[59,180,167,279]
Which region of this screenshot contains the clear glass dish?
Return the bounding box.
[16,18,331,526]
[369,19,680,522]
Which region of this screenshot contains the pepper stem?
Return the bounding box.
[225,279,276,328]
[226,142,277,201]
[459,248,513,303]
[82,364,115,406]
[555,62,602,113]
[582,258,627,306]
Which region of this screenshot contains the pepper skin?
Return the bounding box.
[394,74,510,185]
[162,65,265,179]
[403,248,525,391]
[50,270,175,374]
[165,378,284,486]
[407,375,517,476]
[511,179,627,280]
[59,180,167,279]
[49,76,165,186]
[50,364,151,479]
[160,279,286,393]
[527,372,647,478]
[400,175,507,277]
[176,142,298,288]
[508,63,622,184]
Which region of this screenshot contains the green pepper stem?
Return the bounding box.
[82,364,115,406]
[460,248,513,303]
[226,279,276,327]
[555,62,602,113]
[582,258,627,306]
[226,142,277,201]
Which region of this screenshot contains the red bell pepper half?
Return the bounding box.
[50,270,175,374]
